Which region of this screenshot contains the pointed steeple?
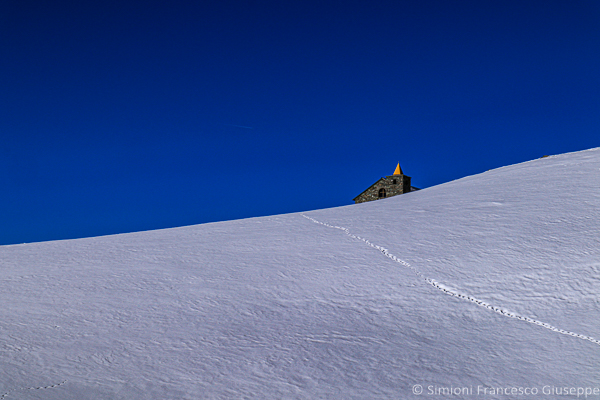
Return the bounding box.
[393,162,403,175]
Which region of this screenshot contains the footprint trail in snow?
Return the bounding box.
[302,214,600,347]
[0,380,67,399]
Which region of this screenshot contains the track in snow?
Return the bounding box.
[0,380,67,399]
[302,214,600,347]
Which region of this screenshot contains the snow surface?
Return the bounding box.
[2,148,600,399]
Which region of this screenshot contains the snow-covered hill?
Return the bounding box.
[2,148,600,399]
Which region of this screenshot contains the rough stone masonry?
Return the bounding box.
[353,163,416,204]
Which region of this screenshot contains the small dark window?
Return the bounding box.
[392,179,397,184]
[378,188,386,198]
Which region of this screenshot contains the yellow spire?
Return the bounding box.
[393,162,403,175]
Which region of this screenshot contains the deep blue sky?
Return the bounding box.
[1,0,599,245]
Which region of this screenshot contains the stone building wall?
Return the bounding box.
[354,175,412,204]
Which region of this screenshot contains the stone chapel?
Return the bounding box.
[353,163,419,204]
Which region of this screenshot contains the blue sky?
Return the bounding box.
[1,0,599,245]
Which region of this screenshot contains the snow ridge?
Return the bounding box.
[0,380,67,399]
[302,214,600,347]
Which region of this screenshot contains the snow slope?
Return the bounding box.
[1,148,600,399]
